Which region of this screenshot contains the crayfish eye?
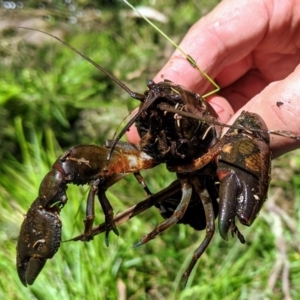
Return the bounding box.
[147,80,155,88]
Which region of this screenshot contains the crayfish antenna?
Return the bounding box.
[107,90,159,161]
[18,27,149,163]
[18,27,146,101]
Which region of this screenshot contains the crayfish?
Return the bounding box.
[16,28,300,288]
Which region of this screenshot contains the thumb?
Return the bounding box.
[228,65,300,158]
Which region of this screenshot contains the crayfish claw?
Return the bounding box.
[17,256,47,286]
[218,221,229,241]
[219,218,246,244]
[16,199,62,286]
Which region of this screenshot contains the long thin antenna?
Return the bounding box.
[158,103,300,140]
[18,27,146,101]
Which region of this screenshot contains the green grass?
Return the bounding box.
[1,1,300,299]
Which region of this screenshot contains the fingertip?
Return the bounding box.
[228,76,300,158]
[206,95,234,123]
[125,123,141,144]
[153,55,204,91]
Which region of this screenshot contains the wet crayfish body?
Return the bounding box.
[16,27,286,288]
[16,77,271,287]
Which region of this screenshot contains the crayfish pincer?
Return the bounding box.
[17,197,62,286]
[16,143,157,286]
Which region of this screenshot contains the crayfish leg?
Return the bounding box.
[134,172,152,197]
[82,179,120,244]
[70,180,182,242]
[97,184,119,246]
[82,180,98,240]
[134,176,192,248]
[180,177,215,289]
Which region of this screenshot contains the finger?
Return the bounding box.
[126,122,140,144]
[206,95,234,123]
[228,65,300,158]
[153,0,271,93]
[220,69,269,111]
[125,107,140,143]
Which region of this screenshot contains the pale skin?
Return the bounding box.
[126,0,300,158]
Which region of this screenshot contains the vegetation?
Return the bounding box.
[0,1,300,299]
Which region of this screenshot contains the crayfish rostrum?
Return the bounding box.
[16,28,300,288]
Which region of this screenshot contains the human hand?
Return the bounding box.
[126,0,300,158]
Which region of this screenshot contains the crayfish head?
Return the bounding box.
[16,200,62,286]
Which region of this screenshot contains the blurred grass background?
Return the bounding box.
[0,1,300,299]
